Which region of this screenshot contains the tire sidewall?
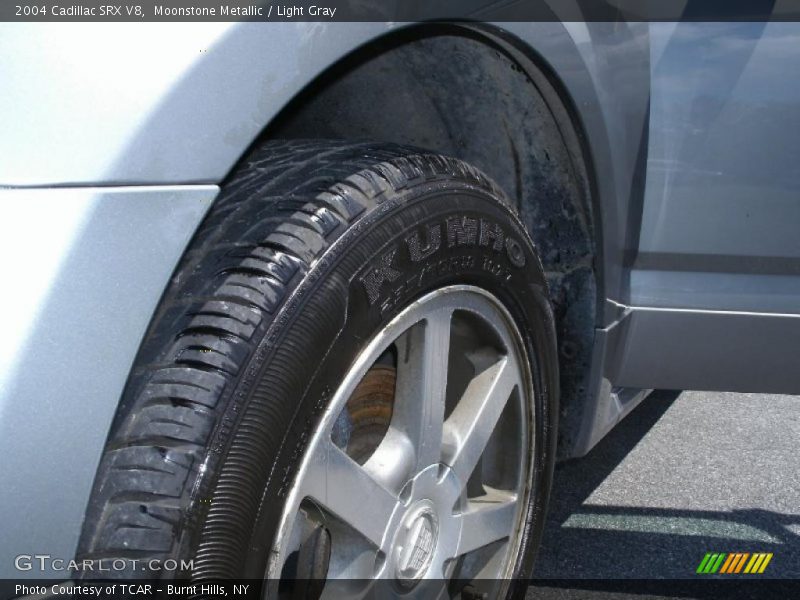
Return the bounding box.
[195,182,558,590]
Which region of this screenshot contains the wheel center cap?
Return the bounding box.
[393,501,439,584]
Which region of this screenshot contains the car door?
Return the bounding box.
[612,21,800,393]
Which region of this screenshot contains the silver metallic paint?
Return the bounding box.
[0,22,393,186]
[611,307,800,394]
[637,22,800,311]
[0,187,215,577]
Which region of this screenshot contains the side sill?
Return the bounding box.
[569,303,800,458]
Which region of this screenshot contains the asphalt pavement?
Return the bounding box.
[527,390,799,597]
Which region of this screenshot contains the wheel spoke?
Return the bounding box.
[454,490,518,556]
[362,427,416,492]
[442,355,518,485]
[391,309,452,472]
[303,441,400,548]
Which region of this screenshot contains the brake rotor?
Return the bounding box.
[342,364,396,464]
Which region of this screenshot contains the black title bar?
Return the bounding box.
[2,0,800,23]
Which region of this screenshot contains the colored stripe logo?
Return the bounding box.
[696,552,773,574]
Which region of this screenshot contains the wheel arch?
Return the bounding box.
[223,23,604,456]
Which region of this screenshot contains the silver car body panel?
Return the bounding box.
[603,22,800,397]
[611,307,800,393]
[0,187,215,576]
[637,22,800,313]
[575,21,800,453]
[1,18,798,574]
[0,22,393,186]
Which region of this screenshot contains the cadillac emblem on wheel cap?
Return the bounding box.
[395,505,439,584]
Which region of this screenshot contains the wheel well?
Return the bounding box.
[251,26,599,457]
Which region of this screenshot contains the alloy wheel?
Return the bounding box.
[269,286,534,598]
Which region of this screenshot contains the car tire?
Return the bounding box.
[78,140,558,599]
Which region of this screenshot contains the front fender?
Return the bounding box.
[0,186,214,577]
